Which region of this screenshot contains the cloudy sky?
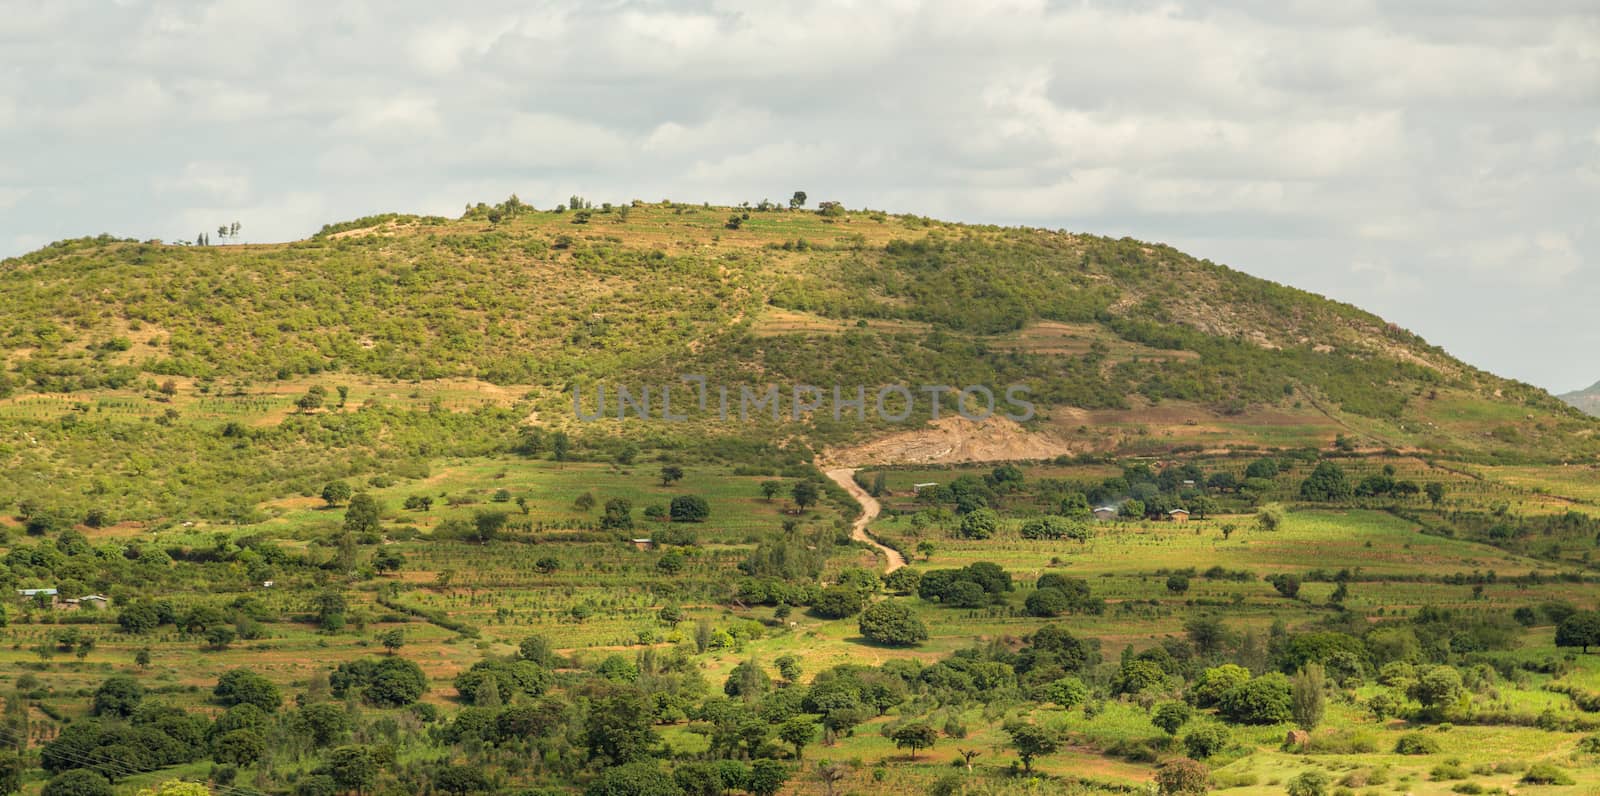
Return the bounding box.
[2,1,1596,392]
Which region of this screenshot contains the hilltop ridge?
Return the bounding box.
[0,199,1595,521]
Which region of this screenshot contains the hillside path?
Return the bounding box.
[824,467,906,573]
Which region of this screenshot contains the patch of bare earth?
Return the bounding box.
[818,416,1077,467]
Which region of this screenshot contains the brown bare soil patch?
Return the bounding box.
[819,416,1078,467]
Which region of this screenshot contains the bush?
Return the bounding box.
[1217,674,1292,725]
[1286,770,1329,796]
[42,770,112,796]
[858,601,928,647]
[1182,724,1229,759]
[812,586,866,619]
[957,509,998,539]
[1154,758,1209,795]
[669,495,710,523]
[1520,764,1574,786]
[1024,588,1070,617]
[1394,732,1440,755]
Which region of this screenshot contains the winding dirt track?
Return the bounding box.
[824,467,906,573]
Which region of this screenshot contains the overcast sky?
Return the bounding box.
[2,1,1596,392]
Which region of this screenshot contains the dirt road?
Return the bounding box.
[824,467,906,573]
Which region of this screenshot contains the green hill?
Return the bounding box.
[1,199,1594,522]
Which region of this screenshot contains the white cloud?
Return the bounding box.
[0,0,1595,389]
[153,162,253,205]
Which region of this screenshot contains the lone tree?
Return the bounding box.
[669,495,710,523]
[321,481,352,507]
[1291,663,1327,730]
[791,480,820,512]
[379,629,404,655]
[1003,722,1060,773]
[659,465,685,487]
[1556,611,1600,653]
[760,480,783,501]
[890,722,937,760]
[790,190,807,209]
[343,494,380,534]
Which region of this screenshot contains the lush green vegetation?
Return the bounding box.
[0,201,1597,795]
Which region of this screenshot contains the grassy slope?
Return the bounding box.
[4,202,1600,794]
[2,202,1594,458]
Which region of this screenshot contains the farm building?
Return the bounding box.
[631,538,656,551]
[60,595,109,610]
[1092,506,1119,521]
[912,482,938,493]
[1168,508,1190,522]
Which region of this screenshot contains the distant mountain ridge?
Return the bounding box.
[1560,381,1600,416]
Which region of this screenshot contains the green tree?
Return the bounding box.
[958,509,999,539]
[1024,588,1069,617]
[327,745,379,794]
[1556,611,1600,653]
[372,548,404,574]
[343,493,380,534]
[1155,758,1210,795]
[1407,664,1464,717]
[791,481,820,512]
[1002,722,1060,773]
[1217,674,1292,725]
[858,601,928,646]
[1152,702,1193,736]
[1182,724,1229,759]
[469,509,508,543]
[669,495,710,523]
[659,465,685,487]
[1290,663,1326,730]
[296,703,350,748]
[1047,676,1088,709]
[379,628,404,654]
[790,191,807,208]
[1286,770,1329,796]
[1299,462,1353,501]
[656,550,685,575]
[586,761,679,796]
[890,722,937,760]
[314,591,348,631]
[1423,481,1447,506]
[760,481,783,501]
[321,481,352,506]
[777,717,815,760]
[41,770,112,796]
[586,690,658,765]
[746,760,789,796]
[214,728,266,765]
[215,668,281,712]
[602,498,634,530]
[204,625,236,650]
[813,586,866,619]
[91,675,144,717]
[0,754,23,796]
